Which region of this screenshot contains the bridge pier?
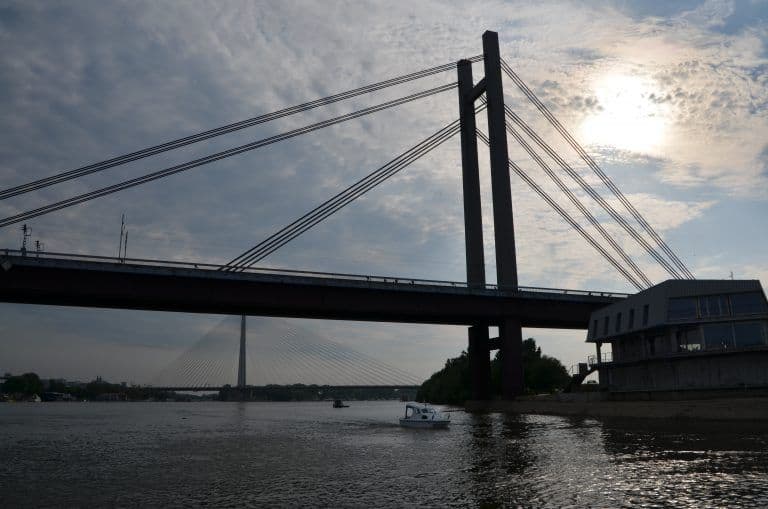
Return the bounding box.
[500,318,524,398]
[237,315,246,388]
[468,325,490,400]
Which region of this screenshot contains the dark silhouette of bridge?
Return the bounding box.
[0,31,694,399]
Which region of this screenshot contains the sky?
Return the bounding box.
[0,0,766,385]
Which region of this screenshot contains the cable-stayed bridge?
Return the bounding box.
[0,31,694,399]
[146,315,421,394]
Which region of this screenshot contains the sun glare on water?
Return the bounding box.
[579,73,669,155]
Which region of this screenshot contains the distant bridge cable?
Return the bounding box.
[477,129,644,291]
[0,83,456,229]
[224,106,486,270]
[0,56,482,201]
[502,105,683,280]
[500,58,694,279]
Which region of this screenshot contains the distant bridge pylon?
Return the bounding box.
[147,315,423,390]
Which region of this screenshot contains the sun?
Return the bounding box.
[579,73,669,155]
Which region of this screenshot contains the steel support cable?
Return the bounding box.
[281,324,410,385]
[303,338,411,385]
[0,83,456,229]
[153,347,193,386]
[314,334,421,384]
[499,58,694,279]
[278,336,340,385]
[502,106,684,280]
[279,332,361,385]
[500,58,690,278]
[268,331,305,385]
[229,123,460,269]
[175,353,206,387]
[165,340,211,387]
[503,117,653,288]
[477,130,644,291]
[334,345,422,385]
[194,358,218,388]
[224,108,476,270]
[1,56,482,201]
[193,354,220,388]
[223,118,457,268]
[304,341,385,386]
[183,357,208,388]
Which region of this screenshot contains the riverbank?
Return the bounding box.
[467,392,768,420]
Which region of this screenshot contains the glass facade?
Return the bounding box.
[677,327,702,352]
[668,292,767,321]
[668,297,698,320]
[702,294,729,317]
[734,321,767,347]
[702,323,734,350]
[731,292,768,315]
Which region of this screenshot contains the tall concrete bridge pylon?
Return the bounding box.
[459,30,524,400]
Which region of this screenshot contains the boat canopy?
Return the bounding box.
[405,403,436,413]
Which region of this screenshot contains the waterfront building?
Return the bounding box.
[586,280,768,394]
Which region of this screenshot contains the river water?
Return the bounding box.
[1,401,767,508]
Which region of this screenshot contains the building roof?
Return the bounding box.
[586,279,767,343]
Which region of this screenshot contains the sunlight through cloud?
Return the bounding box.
[580,72,670,155]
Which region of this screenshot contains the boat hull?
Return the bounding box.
[399,418,450,429]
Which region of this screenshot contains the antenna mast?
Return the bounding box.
[20,224,31,256]
[118,214,125,259]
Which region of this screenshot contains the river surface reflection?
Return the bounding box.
[2,401,767,507]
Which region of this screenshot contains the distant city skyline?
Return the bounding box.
[1,0,766,383]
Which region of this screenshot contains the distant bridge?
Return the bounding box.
[146,385,420,393]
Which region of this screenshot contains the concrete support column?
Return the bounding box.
[596,341,602,363]
[468,325,490,400]
[482,30,518,291]
[500,317,524,398]
[457,59,486,289]
[237,314,246,388]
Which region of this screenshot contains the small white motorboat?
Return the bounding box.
[399,403,450,429]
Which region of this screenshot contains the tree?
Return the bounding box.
[416,351,471,404]
[418,338,570,403]
[2,372,44,396]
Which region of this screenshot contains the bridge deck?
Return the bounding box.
[0,251,627,328]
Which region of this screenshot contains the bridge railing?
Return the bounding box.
[1,249,630,299]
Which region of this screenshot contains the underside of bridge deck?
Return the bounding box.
[0,256,620,328]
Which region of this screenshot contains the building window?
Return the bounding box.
[603,316,610,335]
[733,321,767,348]
[702,323,734,350]
[593,319,598,338]
[730,292,768,316]
[642,305,649,326]
[615,312,622,333]
[677,327,702,352]
[701,294,729,318]
[668,297,698,321]
[628,308,635,329]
